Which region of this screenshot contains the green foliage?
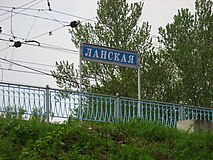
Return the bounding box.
[0,117,213,159]
[51,0,212,108]
[52,0,153,98]
[158,0,213,107]
[0,105,26,119]
[30,106,46,122]
[51,61,79,90]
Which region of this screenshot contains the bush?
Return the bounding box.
[0,117,212,159]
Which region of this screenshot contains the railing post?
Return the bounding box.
[79,92,82,119]
[137,100,141,118]
[45,85,50,123]
[180,105,184,121]
[116,93,120,120]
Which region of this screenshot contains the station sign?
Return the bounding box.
[80,43,139,68]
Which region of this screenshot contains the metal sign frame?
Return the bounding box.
[79,43,141,118]
[80,43,139,69]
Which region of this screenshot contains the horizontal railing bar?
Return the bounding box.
[120,96,213,110]
[2,82,211,110]
[0,82,116,98]
[1,82,212,126]
[0,82,47,90]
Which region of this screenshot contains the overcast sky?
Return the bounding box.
[0,0,195,88]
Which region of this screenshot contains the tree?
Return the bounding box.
[158,0,213,107]
[52,0,154,98]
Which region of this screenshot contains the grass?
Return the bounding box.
[0,117,212,160]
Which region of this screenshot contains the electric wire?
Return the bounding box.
[0,57,138,90]
[10,7,15,38]
[42,9,65,26]
[0,58,82,85]
[22,41,78,54]
[0,37,79,55]
[0,6,97,23]
[0,57,51,76]
[30,25,65,39]
[8,48,15,70]
[1,67,51,76]
[1,60,53,72]
[25,10,40,40]
[0,0,44,22]
[0,0,39,17]
[0,8,69,24]
[50,9,97,23]
[0,6,49,11]
[7,59,56,68]
[0,46,10,52]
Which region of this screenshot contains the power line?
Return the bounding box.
[0,8,69,24]
[0,57,51,76]
[0,58,80,84]
[30,25,65,39]
[42,9,65,26]
[0,6,49,11]
[0,67,51,76]
[0,6,97,23]
[0,37,79,55]
[7,59,56,68]
[0,60,52,72]
[51,9,97,23]
[22,41,79,54]
[0,0,44,22]
[0,0,39,17]
[25,10,40,40]
[0,57,139,90]
[0,46,10,52]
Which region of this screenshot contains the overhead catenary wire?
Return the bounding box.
[0,57,139,90]
[0,57,51,76]
[7,59,56,68]
[0,0,39,17]
[0,0,44,22]
[0,58,82,84]
[22,41,78,54]
[0,6,97,23]
[30,25,65,39]
[25,10,40,40]
[50,9,97,23]
[42,9,65,26]
[0,8,69,24]
[0,67,51,76]
[0,37,79,55]
[0,46,11,52]
[1,60,53,72]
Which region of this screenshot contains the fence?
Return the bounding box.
[0,82,213,127]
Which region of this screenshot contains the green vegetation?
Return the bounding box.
[0,117,212,160]
[51,0,213,108]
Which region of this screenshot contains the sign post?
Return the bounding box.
[79,43,141,118]
[79,48,82,119]
[137,57,141,117]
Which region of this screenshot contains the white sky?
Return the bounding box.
[0,0,195,88]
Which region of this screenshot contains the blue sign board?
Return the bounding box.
[80,43,139,68]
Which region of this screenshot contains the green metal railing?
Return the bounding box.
[0,82,212,127]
